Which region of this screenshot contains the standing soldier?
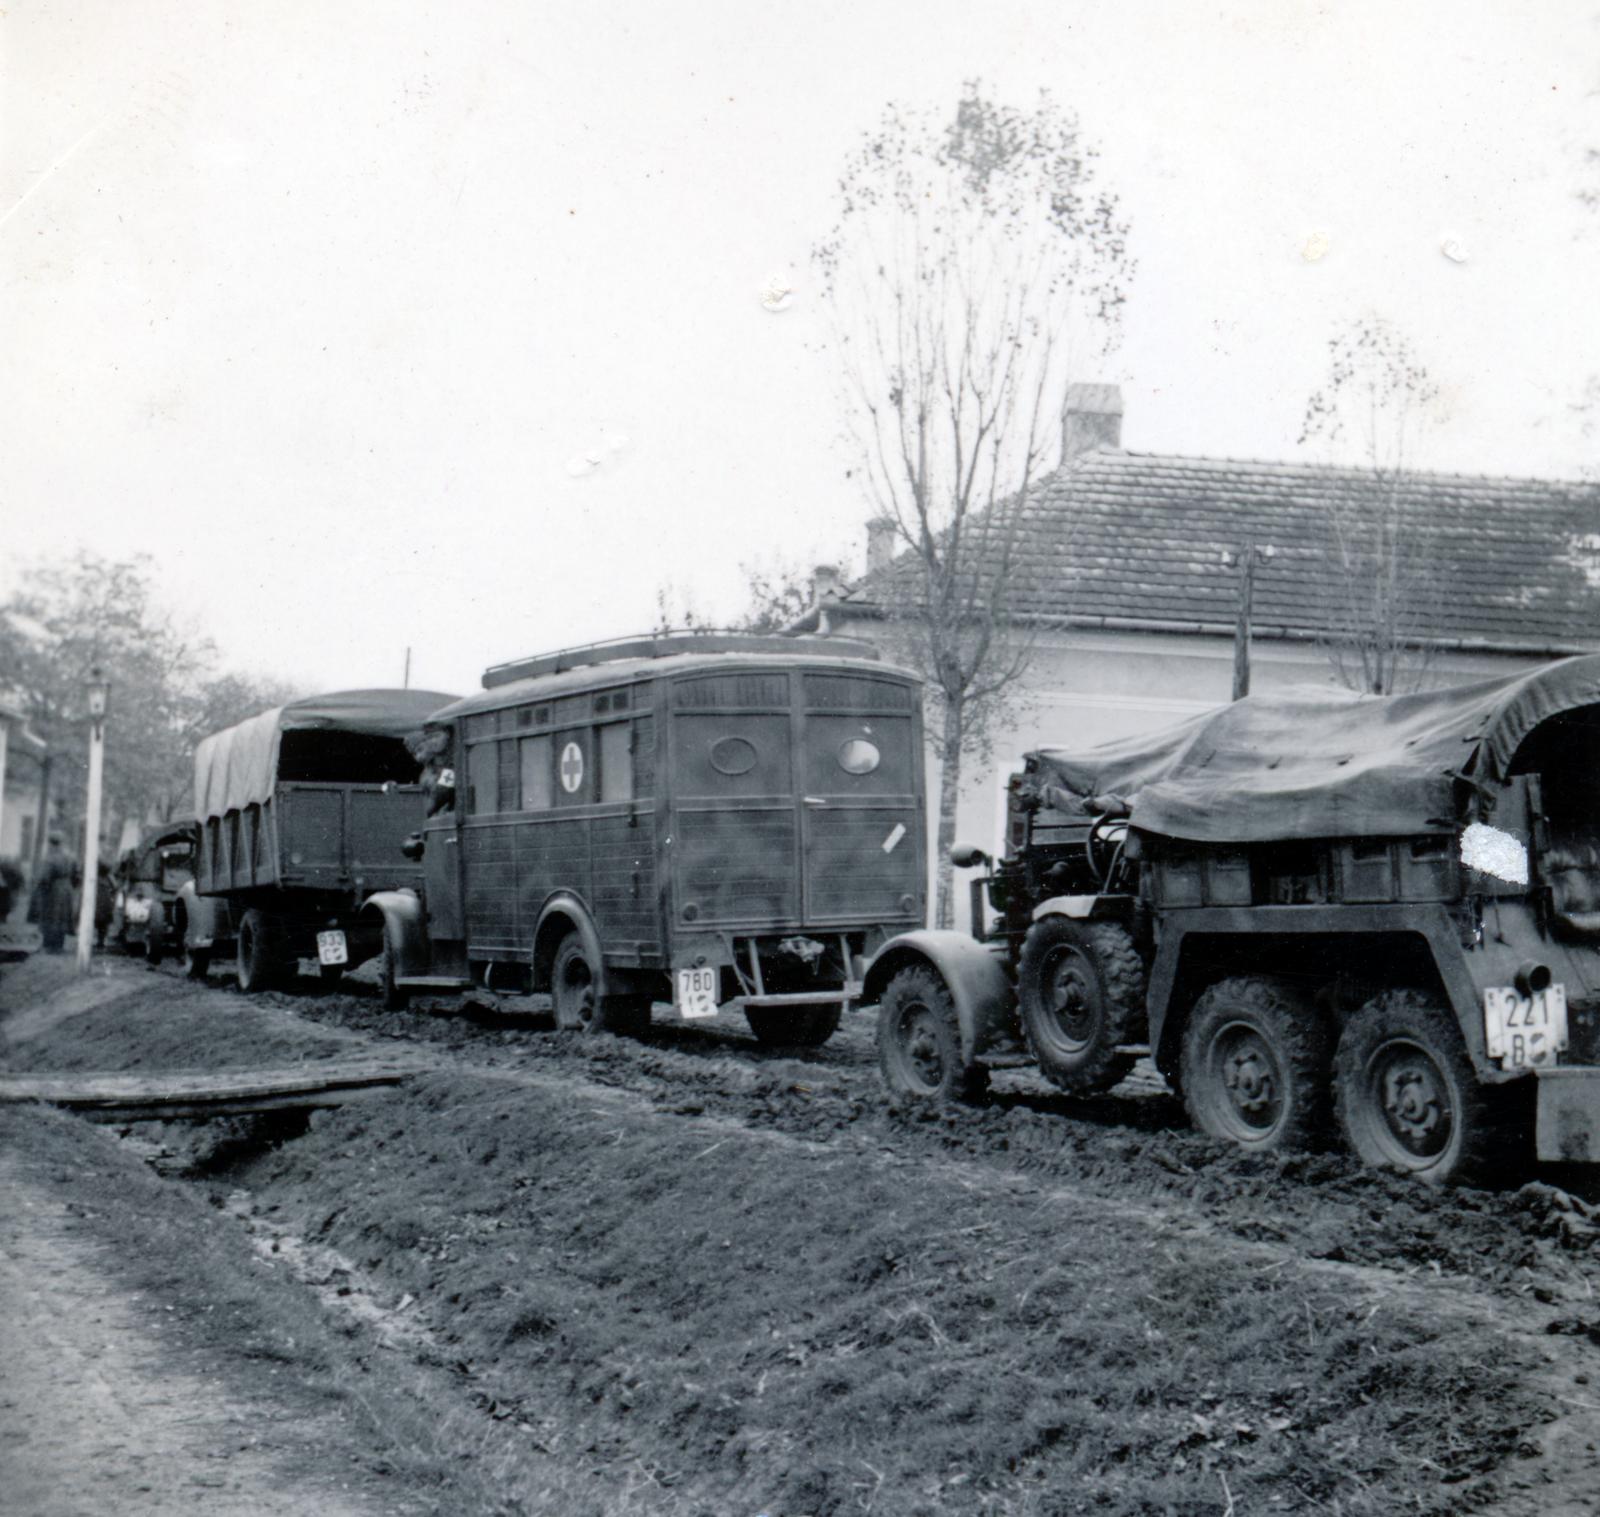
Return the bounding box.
[94,860,115,948]
[33,835,76,954]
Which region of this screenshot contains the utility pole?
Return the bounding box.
[74,669,110,972]
[1220,543,1274,701]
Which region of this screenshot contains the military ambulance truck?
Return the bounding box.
[361,634,925,1045]
[865,656,1600,1183]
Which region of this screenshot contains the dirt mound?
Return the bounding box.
[10,955,1600,1514]
[220,1068,1548,1515]
[2,956,364,1073]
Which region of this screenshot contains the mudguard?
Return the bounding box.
[361,889,429,977]
[861,929,1017,1063]
[532,894,611,999]
[177,882,230,950]
[1032,894,1099,921]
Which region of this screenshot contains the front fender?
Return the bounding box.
[862,929,1016,1063]
[361,889,429,977]
[178,882,227,949]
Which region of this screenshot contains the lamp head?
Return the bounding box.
[86,667,109,721]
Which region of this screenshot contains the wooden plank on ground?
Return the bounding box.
[0,1058,430,1121]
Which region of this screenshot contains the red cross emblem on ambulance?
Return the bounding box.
[559,740,585,794]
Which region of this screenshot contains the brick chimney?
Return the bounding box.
[811,563,845,604]
[1061,382,1123,460]
[865,517,897,575]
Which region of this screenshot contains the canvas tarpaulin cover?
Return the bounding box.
[1025,656,1600,845]
[193,690,455,820]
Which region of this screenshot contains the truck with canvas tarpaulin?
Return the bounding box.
[364,634,925,1045]
[865,655,1600,1183]
[181,688,455,989]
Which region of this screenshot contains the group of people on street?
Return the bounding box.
[20,836,113,954]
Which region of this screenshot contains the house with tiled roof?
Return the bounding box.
[795,385,1600,926]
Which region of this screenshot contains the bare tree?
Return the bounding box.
[815,83,1133,925]
[653,558,819,638]
[1300,316,1446,695]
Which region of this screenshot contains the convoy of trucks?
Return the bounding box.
[92,638,1600,1183]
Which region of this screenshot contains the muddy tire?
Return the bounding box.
[235,909,285,994]
[746,1003,842,1048]
[1017,917,1144,1096]
[376,923,409,1011]
[184,944,211,980]
[1181,976,1330,1152]
[550,935,641,1036]
[875,966,987,1103]
[1335,990,1505,1185]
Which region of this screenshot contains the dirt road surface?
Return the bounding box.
[0,1147,421,1517]
[8,952,1600,1515]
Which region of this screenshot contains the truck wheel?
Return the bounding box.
[184,944,211,980]
[550,935,643,1036]
[746,1004,842,1048]
[1017,918,1143,1096]
[1181,976,1330,1152]
[235,909,285,994]
[875,966,987,1102]
[1334,991,1502,1185]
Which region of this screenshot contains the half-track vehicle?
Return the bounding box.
[179,689,455,989]
[865,656,1600,1183]
[362,633,925,1045]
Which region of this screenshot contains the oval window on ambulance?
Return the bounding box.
[837,737,881,775]
[709,736,759,776]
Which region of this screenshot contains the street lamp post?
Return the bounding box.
[74,668,110,972]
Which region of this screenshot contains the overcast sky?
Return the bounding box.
[4,0,1598,701]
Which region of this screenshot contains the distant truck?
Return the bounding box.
[179,689,455,989]
[864,656,1600,1184]
[111,819,197,964]
[363,634,925,1045]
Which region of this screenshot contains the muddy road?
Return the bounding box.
[7,953,1600,1515]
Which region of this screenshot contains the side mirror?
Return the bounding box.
[950,843,990,869]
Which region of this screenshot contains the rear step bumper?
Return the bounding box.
[739,983,863,1010]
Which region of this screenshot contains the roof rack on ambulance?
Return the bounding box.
[480,631,880,689]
